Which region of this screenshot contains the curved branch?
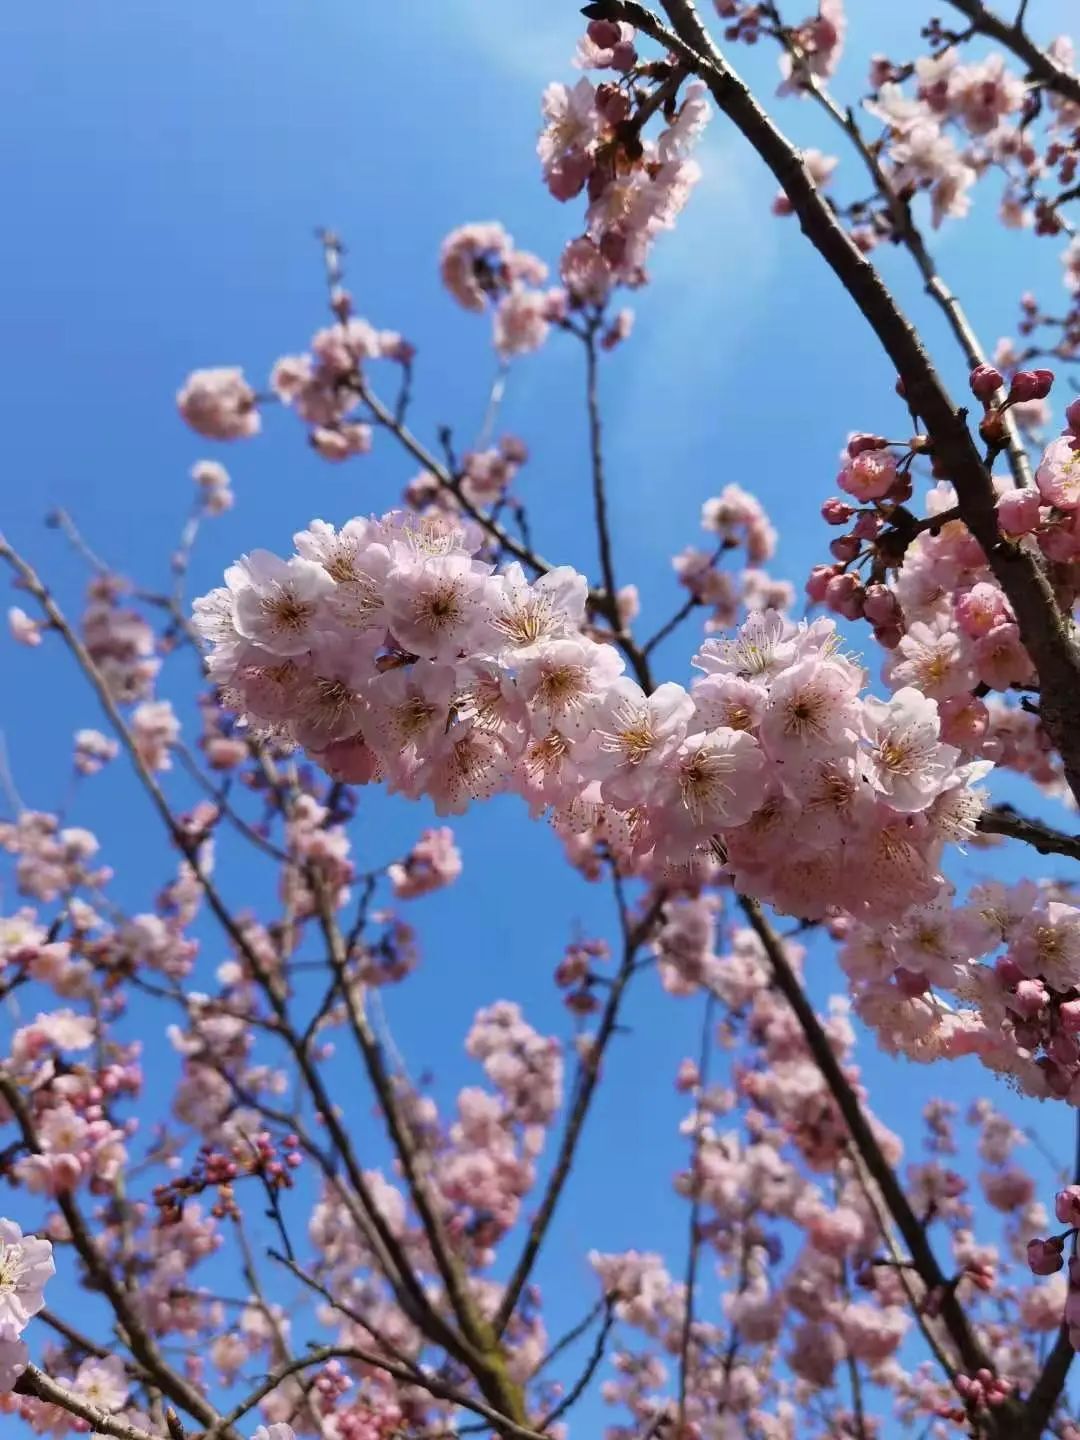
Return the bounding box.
[15,1366,164,1440]
[943,0,1080,109]
[978,804,1080,863]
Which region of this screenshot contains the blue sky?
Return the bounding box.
[2,0,1079,1432]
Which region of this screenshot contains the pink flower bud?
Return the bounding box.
[995,954,1024,987]
[1066,397,1080,435]
[1010,368,1054,402]
[969,364,1004,401]
[895,967,930,996]
[847,432,889,458]
[863,583,900,626]
[586,18,622,46]
[1027,1236,1065,1275]
[1050,1032,1080,1067]
[1013,979,1048,1019]
[824,572,865,619]
[1055,1185,1080,1226]
[829,535,861,563]
[1060,999,1080,1033]
[873,623,904,650]
[821,497,854,525]
[806,564,838,603]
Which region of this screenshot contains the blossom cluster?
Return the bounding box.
[193,509,989,922]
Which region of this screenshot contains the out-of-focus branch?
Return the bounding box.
[537,1297,618,1427]
[978,804,1080,863]
[204,1345,547,1440]
[943,0,1080,109]
[677,992,715,1433]
[1016,1112,1080,1439]
[15,1366,164,1440]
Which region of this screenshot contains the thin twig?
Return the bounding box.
[493,889,666,1334]
[676,991,715,1433]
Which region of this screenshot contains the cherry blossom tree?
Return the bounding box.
[5,2,1080,1438]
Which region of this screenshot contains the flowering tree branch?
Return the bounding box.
[943,0,1080,108]
[589,0,1080,809]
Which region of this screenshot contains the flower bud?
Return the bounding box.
[1056,1186,1080,1226]
[821,497,854,525]
[1013,978,1049,1018]
[806,564,838,603]
[586,18,622,47]
[1027,1236,1065,1275]
[829,535,861,563]
[996,487,1041,537]
[969,363,1004,401]
[847,432,889,458]
[1010,368,1054,402]
[824,572,865,619]
[863,583,900,626]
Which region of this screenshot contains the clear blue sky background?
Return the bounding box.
[2,1,1079,1432]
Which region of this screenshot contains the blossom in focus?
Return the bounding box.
[0,1220,54,1333]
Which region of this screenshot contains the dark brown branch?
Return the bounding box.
[978,805,1080,863]
[16,1366,163,1440]
[583,324,622,631]
[202,1345,546,1440]
[308,876,517,1414]
[1017,1111,1080,1438]
[943,0,1080,109]
[537,1298,618,1427]
[736,897,1006,1396]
